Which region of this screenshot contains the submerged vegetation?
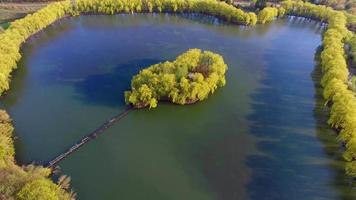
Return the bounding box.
[0,110,74,200]
[125,49,227,109]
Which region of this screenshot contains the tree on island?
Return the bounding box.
[125,49,228,109]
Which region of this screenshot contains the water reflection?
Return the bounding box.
[312,49,356,200]
[76,13,277,39]
[246,36,356,199]
[0,49,29,107]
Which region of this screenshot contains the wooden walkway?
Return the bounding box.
[45,107,132,168]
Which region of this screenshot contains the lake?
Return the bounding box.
[1,14,355,199]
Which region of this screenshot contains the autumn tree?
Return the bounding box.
[257,7,279,23]
[280,0,356,177]
[125,49,228,109]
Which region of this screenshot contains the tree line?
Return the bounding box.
[125,49,227,108]
[281,0,356,177]
[0,1,72,95]
[72,0,257,25]
[307,0,356,15]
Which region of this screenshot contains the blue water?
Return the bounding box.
[1,14,355,199]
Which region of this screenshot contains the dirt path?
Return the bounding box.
[0,2,50,24]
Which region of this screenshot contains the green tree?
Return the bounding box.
[17,179,63,200]
[257,7,279,23]
[125,49,228,108]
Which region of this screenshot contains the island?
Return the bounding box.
[125,49,228,108]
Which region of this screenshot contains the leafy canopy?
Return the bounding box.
[281,0,356,177]
[125,49,228,108]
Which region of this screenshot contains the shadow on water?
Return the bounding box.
[73,58,162,107]
[245,47,315,199]
[192,124,255,200]
[311,48,356,200]
[0,51,29,107]
[245,79,323,198]
[246,45,356,199]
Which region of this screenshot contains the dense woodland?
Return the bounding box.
[125,49,227,108]
[0,0,356,199]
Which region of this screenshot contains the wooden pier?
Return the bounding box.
[45,107,132,168]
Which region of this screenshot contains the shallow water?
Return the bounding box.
[1,14,355,199]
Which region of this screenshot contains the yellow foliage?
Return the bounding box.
[125,49,228,108]
[0,0,255,96]
[0,1,72,95]
[257,7,279,24]
[73,0,256,25]
[280,0,356,177]
[0,110,74,200]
